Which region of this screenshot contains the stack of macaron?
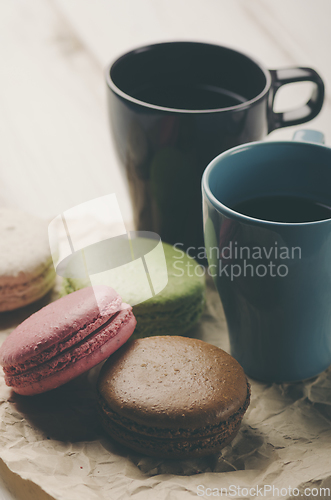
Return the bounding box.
[0,208,56,312]
[62,240,206,338]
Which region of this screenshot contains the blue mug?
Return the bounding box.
[202,130,331,382]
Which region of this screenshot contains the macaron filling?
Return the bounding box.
[98,383,250,439]
[4,306,134,388]
[98,384,250,457]
[3,302,126,376]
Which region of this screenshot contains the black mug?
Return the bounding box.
[106,41,324,258]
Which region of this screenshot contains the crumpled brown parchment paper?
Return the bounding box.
[0,220,331,500]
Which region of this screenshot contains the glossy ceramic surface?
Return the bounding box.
[202,130,331,382]
[106,42,324,257]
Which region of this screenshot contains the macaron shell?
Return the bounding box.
[97,336,250,458]
[61,240,206,338]
[0,285,122,367]
[0,209,51,277]
[0,208,57,312]
[0,263,56,313]
[11,308,137,396]
[98,336,249,429]
[97,402,245,459]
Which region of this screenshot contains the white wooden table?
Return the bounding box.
[0,1,331,498]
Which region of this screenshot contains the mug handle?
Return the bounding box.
[292,129,325,144]
[268,67,324,132]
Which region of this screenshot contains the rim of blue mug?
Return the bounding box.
[202,139,331,227]
[105,40,272,115]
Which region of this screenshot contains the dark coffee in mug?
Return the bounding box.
[132,83,246,110]
[202,130,331,382]
[106,42,324,257]
[233,195,331,223]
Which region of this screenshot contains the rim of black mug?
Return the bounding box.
[202,139,331,227]
[105,40,272,114]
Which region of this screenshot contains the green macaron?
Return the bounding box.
[61,241,205,338]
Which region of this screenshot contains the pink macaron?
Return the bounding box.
[0,286,136,396]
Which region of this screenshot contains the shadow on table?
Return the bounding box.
[7,351,331,478]
[0,289,58,333]
[9,368,270,477]
[128,426,270,477]
[10,368,104,443]
[10,383,268,476]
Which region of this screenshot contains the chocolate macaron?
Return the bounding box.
[97,336,250,458]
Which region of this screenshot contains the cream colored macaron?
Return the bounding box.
[0,208,56,312]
